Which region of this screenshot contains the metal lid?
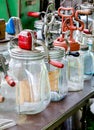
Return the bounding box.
[10,47,44,60]
[48,47,65,59]
[35,46,65,59]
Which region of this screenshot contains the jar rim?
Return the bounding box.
[49,47,65,59]
[36,46,65,59]
[10,47,44,60]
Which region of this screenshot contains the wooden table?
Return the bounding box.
[0,80,94,130]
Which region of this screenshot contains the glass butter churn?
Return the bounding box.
[36,44,68,102]
[53,7,86,91]
[46,47,68,101]
[54,40,84,91]
[9,30,51,114]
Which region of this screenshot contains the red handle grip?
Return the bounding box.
[27,12,40,18]
[5,75,16,87]
[49,60,64,68]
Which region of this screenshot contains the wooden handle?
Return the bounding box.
[27,12,40,18]
[49,60,64,68]
[5,75,16,87]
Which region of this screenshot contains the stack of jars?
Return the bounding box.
[5,29,69,114]
[3,28,94,114]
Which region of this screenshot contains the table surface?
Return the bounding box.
[0,80,94,130]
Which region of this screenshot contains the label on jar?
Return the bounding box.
[48,69,59,91]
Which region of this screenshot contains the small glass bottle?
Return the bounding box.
[9,47,51,114]
[80,45,93,80]
[89,39,94,75]
[89,39,94,87]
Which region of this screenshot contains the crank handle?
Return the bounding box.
[27,12,40,18]
[68,51,80,57]
[5,75,16,87]
[27,11,45,18]
[49,60,64,68]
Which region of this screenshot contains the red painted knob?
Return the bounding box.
[5,75,16,87]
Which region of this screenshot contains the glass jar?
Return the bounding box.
[67,43,84,91]
[80,45,93,80]
[46,47,68,101]
[90,40,94,87]
[89,39,94,75]
[9,47,51,114]
[0,41,10,84]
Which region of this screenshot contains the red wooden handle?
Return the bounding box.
[27,12,40,18]
[5,75,16,87]
[49,60,64,68]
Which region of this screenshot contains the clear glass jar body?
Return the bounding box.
[9,48,51,114]
[67,51,84,91]
[45,48,68,101]
[90,51,94,87]
[80,48,93,80]
[89,40,94,87]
